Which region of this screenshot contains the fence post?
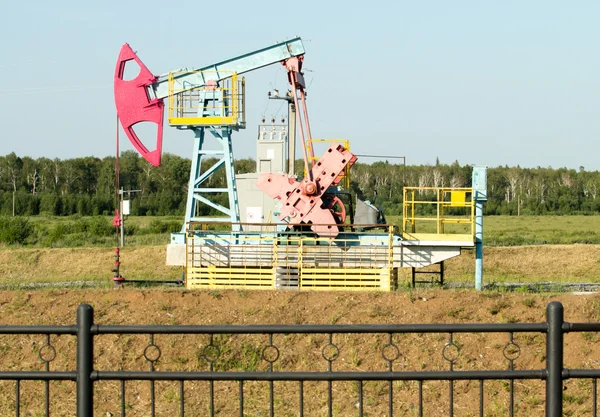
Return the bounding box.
[77,304,94,417]
[546,301,564,417]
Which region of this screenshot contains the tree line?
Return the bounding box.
[1,151,598,217]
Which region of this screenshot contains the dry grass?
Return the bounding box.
[0,246,181,285]
[2,244,599,286]
[442,244,600,283]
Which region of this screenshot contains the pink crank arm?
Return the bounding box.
[114,44,164,166]
[256,143,356,238]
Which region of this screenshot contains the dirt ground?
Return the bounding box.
[0,288,599,415]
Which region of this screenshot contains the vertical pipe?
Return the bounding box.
[115,115,122,250]
[289,74,311,181]
[288,102,296,176]
[120,188,125,248]
[546,302,564,417]
[77,304,94,417]
[298,90,315,166]
[475,201,484,291]
[115,115,120,211]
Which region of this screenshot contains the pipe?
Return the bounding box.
[289,72,312,181]
[298,89,315,166]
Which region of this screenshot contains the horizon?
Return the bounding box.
[3,150,598,173]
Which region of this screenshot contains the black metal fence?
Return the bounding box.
[0,301,599,416]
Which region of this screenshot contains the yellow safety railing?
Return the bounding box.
[298,225,396,291]
[185,224,397,291]
[304,139,351,189]
[403,187,475,241]
[167,70,245,127]
[186,233,278,289]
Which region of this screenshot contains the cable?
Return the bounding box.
[261,92,271,119]
[306,73,315,90]
[272,67,282,91]
[272,100,286,120]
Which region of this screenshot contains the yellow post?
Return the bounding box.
[168,72,175,121]
[185,230,190,288]
[272,237,278,289]
[388,225,394,291]
[297,238,303,289]
[439,190,443,234]
[241,78,246,125]
[231,73,238,124]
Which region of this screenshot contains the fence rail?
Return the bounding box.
[0,302,599,416]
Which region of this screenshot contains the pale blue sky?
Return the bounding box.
[1,1,599,169]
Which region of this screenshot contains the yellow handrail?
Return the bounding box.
[167,70,245,127]
[403,187,475,239]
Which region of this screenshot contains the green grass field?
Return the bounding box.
[386,215,600,246]
[2,214,599,249]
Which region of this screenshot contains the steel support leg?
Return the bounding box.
[181,127,241,233]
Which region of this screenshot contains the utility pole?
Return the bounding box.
[268,90,296,176]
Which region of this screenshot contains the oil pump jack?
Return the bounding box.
[114,37,482,291]
[114,37,354,240]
